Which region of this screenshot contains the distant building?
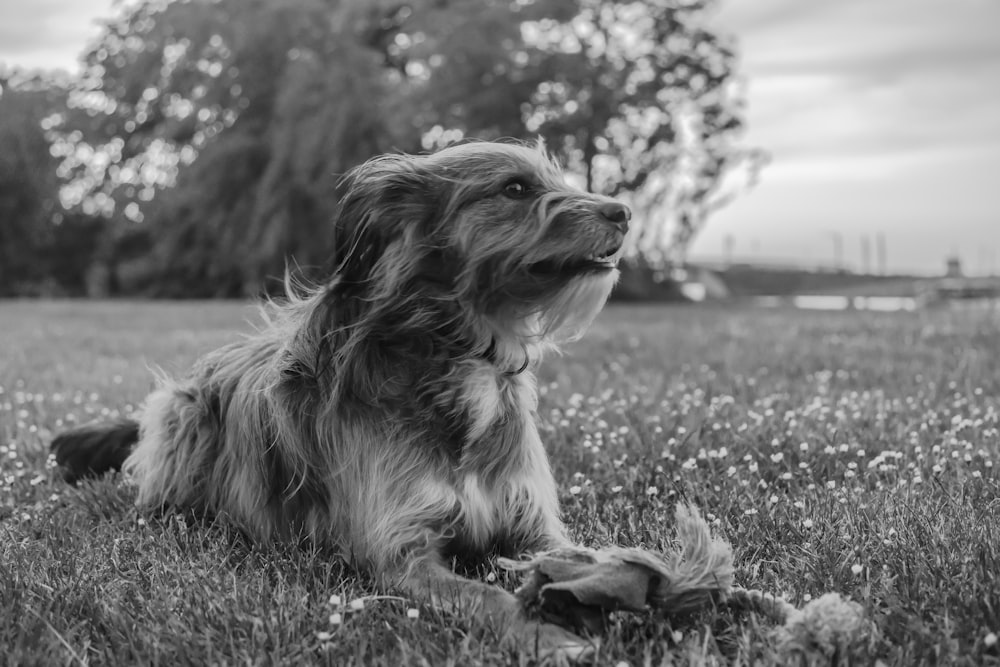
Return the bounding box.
[920,256,1000,304]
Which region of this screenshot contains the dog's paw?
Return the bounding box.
[509,618,597,663]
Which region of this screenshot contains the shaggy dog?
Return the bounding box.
[52,140,630,656]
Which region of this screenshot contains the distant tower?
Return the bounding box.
[876,233,887,275]
[860,235,872,275]
[828,231,843,270]
[945,256,963,278]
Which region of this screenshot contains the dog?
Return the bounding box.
[52,140,630,657]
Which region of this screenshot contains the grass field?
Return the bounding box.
[1,300,998,665]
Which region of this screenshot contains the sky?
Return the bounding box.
[698,0,1000,274]
[1,0,998,275]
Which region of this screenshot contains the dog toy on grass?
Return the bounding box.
[499,505,867,655]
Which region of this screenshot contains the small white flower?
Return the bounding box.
[671,629,684,643]
[316,631,333,641]
[569,485,582,495]
[850,563,864,576]
[611,485,623,493]
[349,598,365,611]
[803,519,814,529]
[329,613,342,625]
[407,608,420,619]
[985,631,997,647]
[646,486,658,496]
[486,571,497,583]
[328,594,342,607]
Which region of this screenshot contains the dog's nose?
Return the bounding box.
[599,201,631,232]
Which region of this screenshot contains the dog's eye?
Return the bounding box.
[502,179,531,199]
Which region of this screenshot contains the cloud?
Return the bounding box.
[695,0,1000,272]
[724,1,1000,144]
[0,0,116,72]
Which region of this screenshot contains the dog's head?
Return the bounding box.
[331,140,630,362]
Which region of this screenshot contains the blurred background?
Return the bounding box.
[1,0,997,307]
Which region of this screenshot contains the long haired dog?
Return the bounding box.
[52,141,630,655]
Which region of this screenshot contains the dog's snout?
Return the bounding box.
[599,201,631,232]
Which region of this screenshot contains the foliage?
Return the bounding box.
[35,0,761,296]
[2,302,999,663]
[0,71,116,296]
[48,0,410,295]
[516,0,767,260]
[0,75,63,295]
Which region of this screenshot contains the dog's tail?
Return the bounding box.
[51,419,140,484]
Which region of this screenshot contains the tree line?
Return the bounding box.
[0,0,764,298]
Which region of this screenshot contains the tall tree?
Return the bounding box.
[400,0,764,262]
[56,0,415,295]
[56,0,762,296]
[524,0,767,261]
[0,72,65,295]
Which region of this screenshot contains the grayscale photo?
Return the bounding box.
[1,0,997,664]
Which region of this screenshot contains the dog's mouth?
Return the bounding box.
[528,242,622,277]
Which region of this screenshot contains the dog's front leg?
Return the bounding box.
[395,554,595,660]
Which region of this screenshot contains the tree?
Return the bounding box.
[56,0,415,296]
[0,71,66,294]
[400,0,765,263]
[55,0,761,296]
[526,0,767,262]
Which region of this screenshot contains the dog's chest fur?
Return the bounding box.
[445,361,555,553]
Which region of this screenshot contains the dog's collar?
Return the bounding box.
[484,339,530,376]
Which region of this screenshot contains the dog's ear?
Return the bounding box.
[331,154,441,289]
[285,153,445,394]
